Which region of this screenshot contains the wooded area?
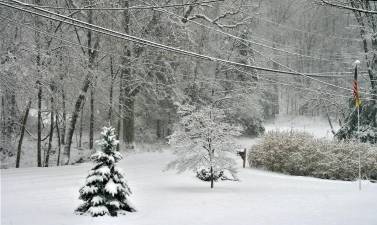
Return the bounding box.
[1,0,376,168]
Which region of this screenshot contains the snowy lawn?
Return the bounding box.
[264,115,339,139]
[1,151,377,225]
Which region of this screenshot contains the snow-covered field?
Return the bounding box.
[265,115,340,139]
[2,151,377,225]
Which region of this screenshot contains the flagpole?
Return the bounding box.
[358,104,361,191]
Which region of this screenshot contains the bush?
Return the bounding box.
[196,168,224,182]
[248,131,377,181]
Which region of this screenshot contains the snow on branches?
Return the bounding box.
[76,126,135,217]
[167,103,243,188]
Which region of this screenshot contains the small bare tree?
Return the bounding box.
[168,103,243,189]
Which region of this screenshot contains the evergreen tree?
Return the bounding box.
[76,126,136,216]
[168,104,243,188]
[336,99,377,144]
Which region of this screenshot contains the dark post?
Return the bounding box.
[243,148,247,168]
[237,148,247,168]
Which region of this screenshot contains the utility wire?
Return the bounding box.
[19,42,361,102]
[8,0,349,63]
[11,0,360,43]
[0,15,140,63]
[0,1,337,76]
[5,14,356,79]
[148,3,376,97]
[3,14,353,82]
[3,0,376,97]
[255,15,361,42]
[137,0,357,64]
[221,62,375,101]
[1,0,223,10]
[154,7,347,63]
[3,18,374,101]
[5,0,359,56]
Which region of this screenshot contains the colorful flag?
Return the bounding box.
[352,65,361,108]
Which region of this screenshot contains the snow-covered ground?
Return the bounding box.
[2,151,377,225]
[1,115,336,169]
[265,115,339,139]
[236,115,338,148]
[1,116,375,225]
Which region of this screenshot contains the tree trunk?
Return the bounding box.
[326,110,336,135]
[15,100,32,168]
[0,96,4,148]
[56,37,69,145]
[123,97,135,146]
[117,99,121,151]
[0,73,17,158]
[156,119,161,139]
[37,81,42,167]
[61,84,66,145]
[55,113,61,166]
[89,87,94,149]
[79,97,85,149]
[59,44,66,146]
[64,74,93,164]
[34,0,43,167]
[210,166,214,189]
[64,0,98,163]
[87,0,97,150]
[120,0,136,148]
[44,97,54,167]
[108,56,114,123]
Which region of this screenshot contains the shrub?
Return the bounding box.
[196,168,224,182]
[248,131,377,181]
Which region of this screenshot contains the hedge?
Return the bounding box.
[248,131,377,181]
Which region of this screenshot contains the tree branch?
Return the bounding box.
[321,0,377,14]
[186,12,251,29]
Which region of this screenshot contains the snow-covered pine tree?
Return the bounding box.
[76,126,136,216]
[168,103,243,188]
[336,99,377,144]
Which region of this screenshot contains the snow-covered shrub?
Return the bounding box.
[168,103,243,188]
[248,131,377,181]
[76,126,136,216]
[196,168,224,182]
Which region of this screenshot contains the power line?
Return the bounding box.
[255,15,361,43]
[148,3,377,96]
[3,0,376,98]
[0,15,141,62]
[9,41,354,102]
[10,0,359,53]
[223,62,376,101]
[5,0,355,63]
[0,1,330,76]
[223,63,372,101]
[153,7,349,63]
[10,15,356,79]
[25,0,364,59]
[3,19,373,101]
[2,20,364,102]
[4,0,369,95]
[11,0,360,43]
[1,0,223,11]
[4,14,352,81]
[138,0,359,64]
